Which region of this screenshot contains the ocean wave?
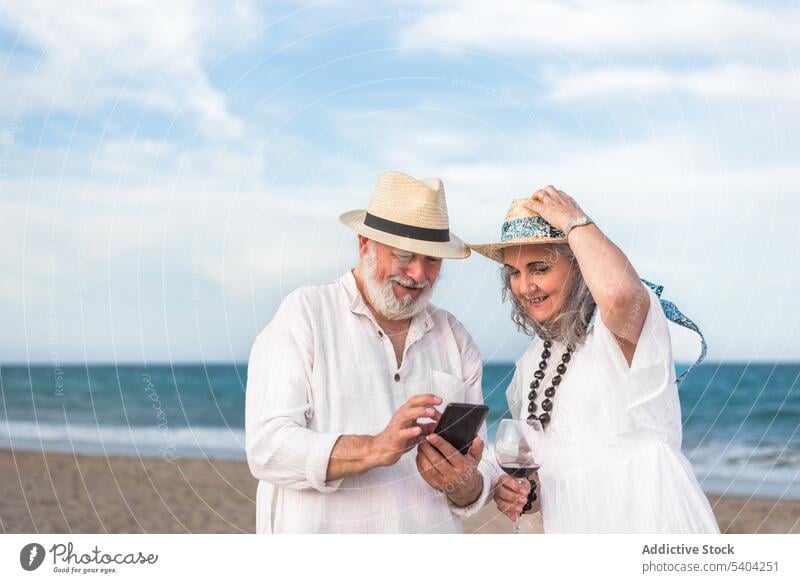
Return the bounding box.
[686,441,800,499]
[0,420,246,461]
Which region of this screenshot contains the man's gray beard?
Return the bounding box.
[361,243,436,321]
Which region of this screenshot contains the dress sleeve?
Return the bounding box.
[591,284,682,439]
[245,291,344,492]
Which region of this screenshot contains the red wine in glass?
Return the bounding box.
[500,462,540,479]
[494,419,539,533]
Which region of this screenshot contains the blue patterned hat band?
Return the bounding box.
[501,216,566,241]
[640,278,707,384]
[469,198,568,263]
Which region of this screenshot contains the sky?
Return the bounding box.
[2,0,799,365]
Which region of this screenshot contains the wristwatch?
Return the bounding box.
[563,215,594,238]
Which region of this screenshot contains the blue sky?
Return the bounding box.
[2,0,799,364]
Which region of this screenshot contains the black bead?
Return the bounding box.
[543,340,552,348]
[552,375,562,386]
[544,387,555,398]
[538,360,547,371]
[541,398,553,412]
[528,390,537,401]
[541,349,551,359]
[561,352,571,363]
[524,485,536,513]
[533,370,545,379]
[556,363,567,374]
[538,412,550,425]
[528,401,537,413]
[526,415,538,426]
[529,379,540,389]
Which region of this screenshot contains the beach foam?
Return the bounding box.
[0,420,246,461]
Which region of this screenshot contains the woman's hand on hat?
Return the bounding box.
[523,185,585,233]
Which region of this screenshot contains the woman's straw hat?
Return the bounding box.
[469,198,567,263]
[339,171,470,259]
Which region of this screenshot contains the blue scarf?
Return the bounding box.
[640,278,707,384]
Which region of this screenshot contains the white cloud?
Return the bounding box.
[545,63,800,102]
[0,0,261,140]
[398,0,800,62]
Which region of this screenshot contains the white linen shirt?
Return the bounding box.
[245,270,494,533]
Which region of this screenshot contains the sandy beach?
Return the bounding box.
[1,448,797,534]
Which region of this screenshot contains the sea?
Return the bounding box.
[1,362,799,499]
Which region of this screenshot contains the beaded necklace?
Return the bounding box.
[522,339,575,514]
[527,339,575,429]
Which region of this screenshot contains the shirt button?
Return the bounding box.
[394,373,400,382]
[378,330,384,337]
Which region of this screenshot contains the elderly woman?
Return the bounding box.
[470,186,719,533]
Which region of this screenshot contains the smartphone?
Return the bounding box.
[433,402,490,455]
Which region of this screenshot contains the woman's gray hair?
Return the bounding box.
[500,243,597,348]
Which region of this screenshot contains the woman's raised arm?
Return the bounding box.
[524,186,649,365]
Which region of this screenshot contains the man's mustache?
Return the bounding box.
[389,276,430,289]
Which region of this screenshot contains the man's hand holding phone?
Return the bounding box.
[415,402,488,508]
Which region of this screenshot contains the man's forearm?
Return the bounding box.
[325,435,381,481]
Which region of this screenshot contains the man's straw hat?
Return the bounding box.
[469,198,567,263]
[339,171,470,259]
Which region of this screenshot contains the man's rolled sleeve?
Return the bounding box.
[306,433,344,492]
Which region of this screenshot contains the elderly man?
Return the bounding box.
[245,171,494,533]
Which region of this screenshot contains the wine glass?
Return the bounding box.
[494,418,540,534]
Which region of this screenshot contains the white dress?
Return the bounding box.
[505,286,720,533]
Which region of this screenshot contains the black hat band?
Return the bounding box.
[364,212,450,243]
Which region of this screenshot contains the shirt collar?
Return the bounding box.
[340,269,434,334]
